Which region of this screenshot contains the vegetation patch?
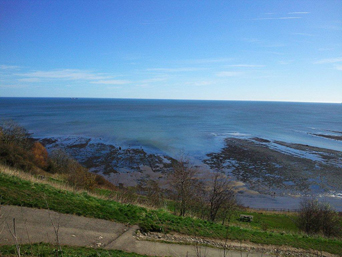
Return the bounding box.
[0,243,153,257]
[1,170,341,255]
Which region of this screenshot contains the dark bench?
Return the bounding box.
[239,214,253,222]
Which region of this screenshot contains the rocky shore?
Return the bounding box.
[204,137,342,197]
[40,135,342,204]
[40,137,175,186]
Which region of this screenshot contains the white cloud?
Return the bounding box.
[216,71,242,77]
[228,64,264,68]
[0,65,20,70]
[106,86,122,90]
[292,33,314,37]
[314,57,342,64]
[335,65,342,71]
[135,84,151,88]
[254,17,302,21]
[91,80,131,85]
[288,12,310,14]
[18,69,111,81]
[140,77,168,83]
[183,58,232,64]
[18,78,41,82]
[0,84,27,89]
[185,81,215,87]
[147,67,203,72]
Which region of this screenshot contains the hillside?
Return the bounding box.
[0,165,341,256]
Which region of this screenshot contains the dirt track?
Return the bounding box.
[0,206,337,257]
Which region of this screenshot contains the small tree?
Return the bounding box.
[319,202,341,237]
[168,157,200,216]
[49,149,96,191]
[145,179,164,208]
[31,142,49,169]
[0,120,32,150]
[297,198,321,234]
[0,122,35,172]
[297,197,341,237]
[206,172,237,222]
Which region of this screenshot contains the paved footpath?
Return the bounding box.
[0,205,270,257]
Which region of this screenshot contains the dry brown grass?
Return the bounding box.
[0,164,159,211]
[0,164,100,198]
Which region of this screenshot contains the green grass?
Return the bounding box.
[0,243,154,257]
[232,211,299,233]
[1,171,342,255]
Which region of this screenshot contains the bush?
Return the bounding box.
[31,141,49,169]
[297,197,341,237]
[0,121,35,171]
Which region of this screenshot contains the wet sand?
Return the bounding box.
[40,136,342,210]
[204,138,342,196]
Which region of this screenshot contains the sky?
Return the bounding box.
[0,0,341,103]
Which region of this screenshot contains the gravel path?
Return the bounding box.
[0,205,269,256]
[0,205,337,257]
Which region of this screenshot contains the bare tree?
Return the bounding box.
[0,120,31,149]
[44,197,63,256]
[5,218,21,257]
[206,172,236,222]
[146,179,164,208]
[168,157,200,216]
[49,149,71,174]
[297,197,341,237]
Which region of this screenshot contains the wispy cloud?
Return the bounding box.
[183,58,232,64]
[185,80,215,87]
[147,67,203,72]
[335,65,342,71]
[292,32,314,37]
[318,24,342,31]
[0,65,20,70]
[288,12,310,14]
[216,71,242,77]
[18,69,111,81]
[140,77,168,83]
[18,78,41,82]
[278,60,293,65]
[90,80,131,85]
[254,16,302,21]
[0,84,27,89]
[228,64,264,68]
[314,57,342,64]
[254,11,309,21]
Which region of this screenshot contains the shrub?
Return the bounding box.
[0,121,35,171]
[31,141,49,169]
[297,197,341,237]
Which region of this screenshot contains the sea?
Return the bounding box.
[1,97,341,210]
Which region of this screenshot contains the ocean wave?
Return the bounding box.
[210,132,251,137]
[318,192,342,199]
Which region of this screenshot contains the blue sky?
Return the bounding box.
[0,0,341,102]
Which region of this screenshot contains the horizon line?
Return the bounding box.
[0,96,340,104]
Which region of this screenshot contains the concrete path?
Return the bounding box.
[0,205,269,256]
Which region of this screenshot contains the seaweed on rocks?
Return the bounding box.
[40,137,175,185]
[204,138,342,196]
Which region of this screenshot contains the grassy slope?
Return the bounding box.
[0,169,341,255]
[0,243,151,257]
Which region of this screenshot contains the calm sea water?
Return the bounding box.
[1,97,341,157]
[2,97,342,210]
